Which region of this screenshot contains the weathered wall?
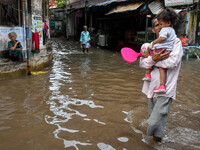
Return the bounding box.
[31,0,48,48]
[188,10,198,45]
[31,0,43,16]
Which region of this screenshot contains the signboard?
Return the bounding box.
[165,0,194,7]
[0,27,26,51]
[32,15,43,32]
[148,0,164,15]
[32,15,43,47]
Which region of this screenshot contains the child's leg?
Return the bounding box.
[159,67,166,85]
[147,68,152,74]
[143,67,152,81]
[154,67,167,93]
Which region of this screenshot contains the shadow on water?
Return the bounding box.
[0,38,199,150]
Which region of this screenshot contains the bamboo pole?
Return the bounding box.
[145,16,148,43]
[24,0,31,75]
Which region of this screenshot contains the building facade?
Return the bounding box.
[0,0,49,59]
[93,0,198,48]
[48,0,199,50]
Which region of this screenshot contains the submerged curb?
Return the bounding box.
[0,51,53,80]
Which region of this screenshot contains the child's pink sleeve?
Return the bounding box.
[139,56,155,69]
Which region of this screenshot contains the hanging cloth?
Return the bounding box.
[32,32,40,53]
[44,22,49,37]
[43,22,49,45]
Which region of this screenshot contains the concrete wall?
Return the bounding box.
[188,10,198,45]
[31,0,43,16]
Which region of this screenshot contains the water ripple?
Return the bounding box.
[43,39,200,150]
[45,40,105,149]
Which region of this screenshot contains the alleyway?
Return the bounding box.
[0,38,200,150]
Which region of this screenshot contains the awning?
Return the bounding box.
[106,2,144,15]
[95,0,127,7]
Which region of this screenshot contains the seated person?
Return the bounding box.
[8,32,24,62]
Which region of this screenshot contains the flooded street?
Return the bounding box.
[0,38,200,150]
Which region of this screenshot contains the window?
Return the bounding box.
[0,0,22,26]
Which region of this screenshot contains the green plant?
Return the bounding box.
[63,18,67,24]
[49,0,66,8]
[57,0,66,7]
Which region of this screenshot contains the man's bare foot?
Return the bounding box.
[153,136,162,142]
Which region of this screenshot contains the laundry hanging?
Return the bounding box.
[32,32,40,53]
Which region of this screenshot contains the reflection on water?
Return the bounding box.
[117,137,129,142]
[0,38,200,150]
[45,41,105,149]
[0,96,15,131]
[97,143,116,150]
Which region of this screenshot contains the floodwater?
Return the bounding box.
[0,38,200,150]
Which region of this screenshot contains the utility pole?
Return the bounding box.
[65,0,68,39]
[85,0,88,25]
[145,0,148,43]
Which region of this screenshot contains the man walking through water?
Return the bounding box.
[80,25,91,53]
[140,18,183,142]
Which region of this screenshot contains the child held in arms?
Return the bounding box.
[142,8,179,93]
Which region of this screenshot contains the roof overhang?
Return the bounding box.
[94,0,127,7]
[106,2,144,15]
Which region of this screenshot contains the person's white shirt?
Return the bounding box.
[153,27,177,51]
[140,38,183,100]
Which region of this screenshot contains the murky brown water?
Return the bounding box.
[0,38,200,150]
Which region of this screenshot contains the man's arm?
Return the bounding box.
[140,48,170,69]
[155,38,183,69]
[80,32,83,44]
